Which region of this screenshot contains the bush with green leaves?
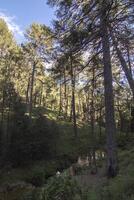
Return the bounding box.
[25,167,46,187]
[42,176,82,200]
[98,174,134,200]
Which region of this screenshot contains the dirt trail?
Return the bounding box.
[73,167,107,188]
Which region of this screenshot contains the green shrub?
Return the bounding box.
[99,175,134,200]
[25,167,45,187]
[44,161,58,179]
[80,188,98,200]
[42,176,82,200]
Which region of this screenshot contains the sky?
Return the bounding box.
[0,0,55,43]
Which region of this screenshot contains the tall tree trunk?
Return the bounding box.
[99,107,102,140]
[70,54,77,138]
[3,94,11,161]
[39,85,43,106]
[101,1,118,177]
[26,76,30,106]
[131,103,134,133]
[29,62,36,118]
[112,34,134,97]
[78,93,82,119]
[90,66,97,173]
[112,35,134,132]
[0,88,6,161]
[66,85,69,118]
[1,88,5,127]
[63,69,68,118]
[127,45,132,76]
[59,77,63,116]
[34,92,37,107]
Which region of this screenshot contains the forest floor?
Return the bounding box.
[0,145,134,200]
[0,108,134,199]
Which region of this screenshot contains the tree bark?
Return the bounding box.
[101,1,118,177]
[1,88,5,127]
[112,35,134,97]
[26,76,30,106]
[59,77,63,116]
[63,69,68,118]
[112,35,134,133]
[29,62,36,118]
[90,66,97,173]
[70,54,77,138]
